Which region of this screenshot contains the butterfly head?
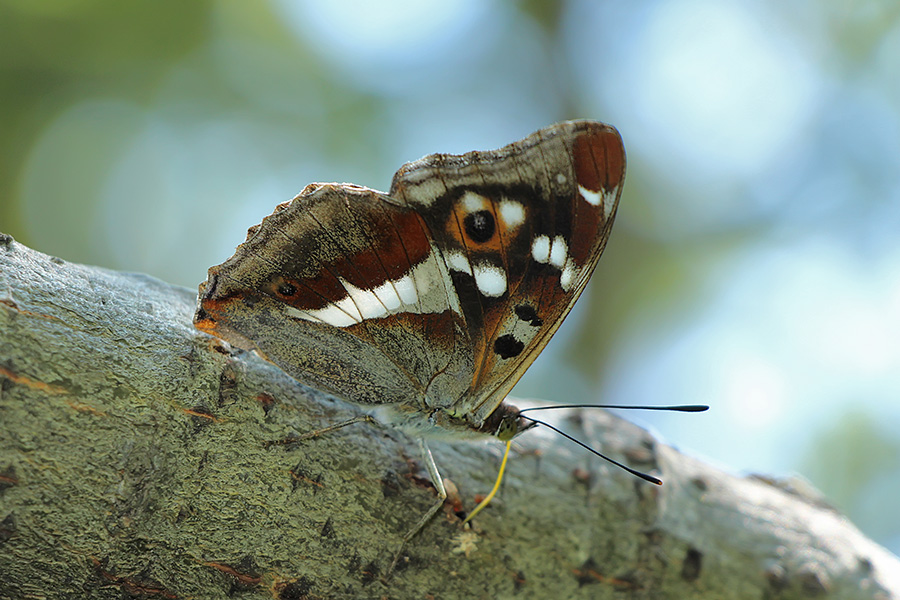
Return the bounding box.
[476,402,537,441]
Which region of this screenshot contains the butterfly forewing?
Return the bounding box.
[195,120,625,436]
[391,121,625,424]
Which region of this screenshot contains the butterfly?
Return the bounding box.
[194,120,627,572]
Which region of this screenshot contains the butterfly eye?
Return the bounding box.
[463,210,495,243]
[495,414,519,441]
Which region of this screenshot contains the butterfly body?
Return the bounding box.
[194,120,625,442]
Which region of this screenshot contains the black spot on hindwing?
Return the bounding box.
[494,334,524,359]
[514,304,543,327]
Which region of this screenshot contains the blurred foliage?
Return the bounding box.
[0,1,211,230]
[800,411,900,545]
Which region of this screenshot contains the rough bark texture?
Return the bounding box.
[0,233,898,600]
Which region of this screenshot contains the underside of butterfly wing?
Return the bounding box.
[194,120,625,438]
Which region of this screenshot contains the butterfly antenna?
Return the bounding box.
[518,404,709,414]
[521,415,663,485]
[463,404,706,523]
[515,404,708,485]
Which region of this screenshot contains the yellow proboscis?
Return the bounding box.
[463,439,512,524]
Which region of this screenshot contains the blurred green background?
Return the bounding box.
[2,0,898,555]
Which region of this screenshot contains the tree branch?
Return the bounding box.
[1,233,897,599]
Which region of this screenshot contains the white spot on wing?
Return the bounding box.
[498,199,525,230]
[291,302,360,327]
[276,247,464,327]
[556,173,567,184]
[333,294,363,323]
[445,250,472,274]
[578,184,603,206]
[393,273,418,305]
[531,235,550,263]
[461,191,489,214]
[560,258,578,292]
[341,279,388,320]
[579,184,618,219]
[472,262,507,297]
[550,236,568,268]
[372,279,402,310]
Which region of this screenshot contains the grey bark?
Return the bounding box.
[0,233,897,600]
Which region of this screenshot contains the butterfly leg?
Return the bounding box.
[263,415,377,450]
[386,438,447,577]
[293,414,376,441]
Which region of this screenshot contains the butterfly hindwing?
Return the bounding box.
[196,183,473,408]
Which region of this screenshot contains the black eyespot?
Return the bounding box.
[494,334,524,359]
[277,282,297,297]
[515,304,543,327]
[464,210,495,244]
